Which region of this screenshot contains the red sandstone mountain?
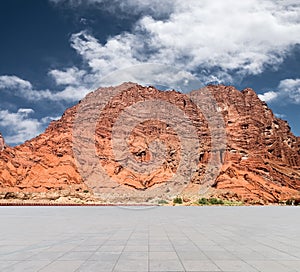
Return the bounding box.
[0,83,299,204]
[0,133,5,151]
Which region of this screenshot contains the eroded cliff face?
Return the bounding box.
[207,85,300,203]
[0,83,299,203]
[0,105,84,194]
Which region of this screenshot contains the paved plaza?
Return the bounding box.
[0,206,299,272]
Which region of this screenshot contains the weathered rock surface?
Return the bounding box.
[0,83,299,203]
[0,105,85,195]
[208,85,300,203]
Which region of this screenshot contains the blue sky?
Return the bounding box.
[0,0,299,145]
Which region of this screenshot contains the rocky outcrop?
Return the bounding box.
[207,85,300,203]
[0,105,85,195]
[0,83,299,203]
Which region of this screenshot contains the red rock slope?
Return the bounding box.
[0,83,299,203]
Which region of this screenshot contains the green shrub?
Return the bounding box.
[209,198,224,205]
[83,190,89,194]
[173,196,183,204]
[198,198,209,205]
[198,197,225,205]
[158,199,168,205]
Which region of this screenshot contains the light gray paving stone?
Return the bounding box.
[149,251,179,260]
[182,260,221,271]
[123,245,148,252]
[28,251,65,261]
[72,245,99,252]
[214,260,259,271]
[177,250,209,260]
[57,251,93,261]
[1,206,300,272]
[203,250,240,260]
[113,259,148,272]
[0,251,37,261]
[98,245,125,253]
[39,260,85,272]
[247,260,298,272]
[126,239,148,246]
[76,261,116,272]
[89,251,120,261]
[2,260,50,272]
[149,244,174,251]
[278,261,300,272]
[149,259,185,271]
[0,261,19,270]
[118,251,148,260]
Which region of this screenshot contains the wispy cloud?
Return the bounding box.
[274,113,286,119]
[0,75,32,90]
[49,0,175,17]
[0,75,90,102]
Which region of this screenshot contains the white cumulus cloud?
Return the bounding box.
[258,91,279,102]
[55,0,300,74]
[258,78,300,104]
[3,0,300,102]
[278,78,300,103]
[49,67,87,86]
[0,109,59,145]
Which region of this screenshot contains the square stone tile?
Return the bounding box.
[149,259,184,272]
[182,260,221,271]
[113,260,148,272]
[126,239,148,246]
[77,261,116,272]
[89,251,120,261]
[98,245,125,253]
[29,251,66,261]
[214,260,259,271]
[58,251,93,261]
[2,260,49,272]
[72,245,99,252]
[177,250,209,260]
[118,251,148,261]
[0,251,36,261]
[248,260,297,272]
[149,244,174,251]
[150,251,178,260]
[279,261,300,272]
[39,260,84,272]
[234,250,269,261]
[0,261,19,270]
[104,240,128,246]
[123,245,148,252]
[203,250,239,260]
